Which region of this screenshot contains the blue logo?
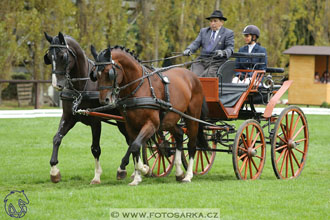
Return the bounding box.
[4,190,29,218]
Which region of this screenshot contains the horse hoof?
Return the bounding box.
[128,179,141,186]
[175,173,185,182]
[116,170,127,180]
[90,179,101,185]
[142,165,150,176]
[50,172,61,183]
[181,178,191,183]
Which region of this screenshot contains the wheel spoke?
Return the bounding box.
[251,131,261,147]
[203,151,210,164]
[292,125,305,141]
[245,127,250,146]
[277,133,288,144]
[280,123,288,140]
[165,154,172,164]
[162,155,166,173]
[280,149,288,174]
[157,153,161,175]
[239,157,248,173]
[250,125,255,145]
[151,154,159,171]
[275,144,288,152]
[147,150,158,161]
[285,149,289,178]
[291,115,301,138]
[289,150,295,177]
[238,146,248,152]
[238,153,247,161]
[254,143,263,150]
[241,134,249,148]
[295,138,307,143]
[251,157,259,172]
[285,114,289,138]
[200,152,205,171]
[291,150,301,168]
[249,159,253,179]
[276,148,287,164]
[289,111,295,137]
[195,151,200,172]
[244,158,248,179]
[294,147,305,154]
[255,155,263,160]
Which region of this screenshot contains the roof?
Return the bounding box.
[283,46,330,56]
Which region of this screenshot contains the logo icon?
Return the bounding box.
[4,190,29,218]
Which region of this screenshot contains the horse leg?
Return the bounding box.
[182,121,199,183]
[90,121,102,184]
[127,122,156,186]
[50,117,76,183]
[116,122,131,180]
[168,125,185,181]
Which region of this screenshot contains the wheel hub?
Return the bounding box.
[247,147,257,157]
[288,139,297,149]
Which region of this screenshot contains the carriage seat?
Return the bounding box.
[218,83,249,107]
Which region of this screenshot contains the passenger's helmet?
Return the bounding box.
[242,25,260,38]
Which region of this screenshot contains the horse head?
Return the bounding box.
[90,45,124,106]
[44,32,79,91]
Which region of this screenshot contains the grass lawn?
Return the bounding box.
[0,115,329,219]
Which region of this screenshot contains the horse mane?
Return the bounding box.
[111,45,141,63]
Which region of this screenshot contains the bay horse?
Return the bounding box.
[43,32,130,184]
[90,45,208,185]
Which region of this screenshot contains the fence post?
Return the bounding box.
[34,82,39,109]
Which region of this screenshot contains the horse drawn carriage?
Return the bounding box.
[44,32,308,184]
[84,49,309,181]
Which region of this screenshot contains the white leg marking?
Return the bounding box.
[128,170,142,186]
[183,157,194,182]
[174,150,184,177]
[91,159,102,184]
[136,157,149,175]
[50,165,60,176]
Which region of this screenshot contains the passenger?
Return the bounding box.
[314,72,320,83]
[233,25,267,83]
[182,10,234,77]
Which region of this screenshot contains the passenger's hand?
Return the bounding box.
[215,50,225,57]
[183,49,192,56]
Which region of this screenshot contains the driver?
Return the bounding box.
[182,10,234,77]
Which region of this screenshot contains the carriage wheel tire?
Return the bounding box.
[232,119,266,180]
[271,106,309,179]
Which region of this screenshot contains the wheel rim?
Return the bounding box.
[183,130,216,175]
[271,107,308,179]
[233,120,266,180]
[143,132,175,177]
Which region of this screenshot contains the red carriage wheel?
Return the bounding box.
[182,129,217,175]
[271,106,309,179]
[142,131,175,177]
[232,119,266,180]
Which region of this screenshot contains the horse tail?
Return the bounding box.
[196,97,209,149]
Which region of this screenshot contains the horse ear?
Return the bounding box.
[89,67,98,82]
[44,32,53,43]
[58,32,67,45]
[44,54,51,65]
[90,45,98,61]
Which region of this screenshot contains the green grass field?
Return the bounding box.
[0,115,329,219]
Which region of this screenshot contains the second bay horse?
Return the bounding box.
[90,45,208,185]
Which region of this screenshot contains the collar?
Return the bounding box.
[248,43,256,53]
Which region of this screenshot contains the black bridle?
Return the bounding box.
[46,42,93,113]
